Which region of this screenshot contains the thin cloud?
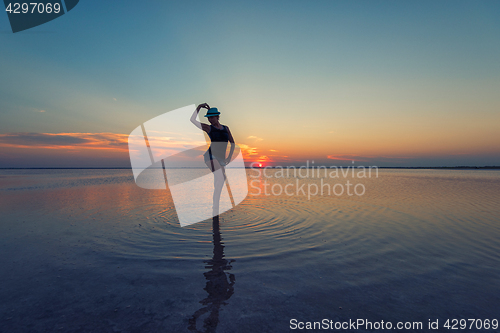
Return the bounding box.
[238,143,273,163]
[327,154,369,162]
[242,136,272,162]
[0,132,129,150]
[239,143,258,156]
[327,154,417,163]
[247,135,263,141]
[239,143,291,165]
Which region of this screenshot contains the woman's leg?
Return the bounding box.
[205,158,225,216]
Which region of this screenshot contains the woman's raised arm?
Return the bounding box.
[190,103,210,132]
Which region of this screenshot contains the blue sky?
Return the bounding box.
[1,0,500,167]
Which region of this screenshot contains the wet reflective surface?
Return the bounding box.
[0,169,499,332]
[189,216,235,333]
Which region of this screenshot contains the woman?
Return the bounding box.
[190,103,235,216]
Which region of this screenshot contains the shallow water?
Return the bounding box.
[0,169,499,332]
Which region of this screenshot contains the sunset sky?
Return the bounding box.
[1,0,499,167]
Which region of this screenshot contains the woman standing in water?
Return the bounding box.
[190,103,235,216]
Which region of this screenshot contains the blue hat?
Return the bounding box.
[204,108,220,117]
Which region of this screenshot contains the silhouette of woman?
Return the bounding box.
[190,103,235,216]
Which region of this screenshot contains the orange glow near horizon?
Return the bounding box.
[0,130,499,167]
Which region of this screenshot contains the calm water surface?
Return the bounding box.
[0,169,499,332]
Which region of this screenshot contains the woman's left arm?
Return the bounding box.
[226,127,236,163]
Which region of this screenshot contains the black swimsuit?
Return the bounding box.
[204,125,229,167]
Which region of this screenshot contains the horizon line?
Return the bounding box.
[1,166,500,170]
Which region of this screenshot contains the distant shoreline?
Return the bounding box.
[1,166,499,170]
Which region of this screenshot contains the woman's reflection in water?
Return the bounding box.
[188,216,235,333]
